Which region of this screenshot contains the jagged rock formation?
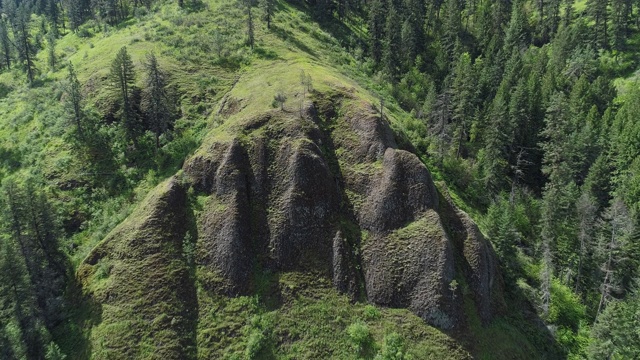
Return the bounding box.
[183,89,504,328]
[78,88,504,358]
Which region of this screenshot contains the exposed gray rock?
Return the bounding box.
[268,138,340,272]
[438,191,505,324]
[183,91,503,330]
[360,148,439,232]
[198,139,253,295]
[362,211,458,329]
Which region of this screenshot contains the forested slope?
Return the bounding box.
[0,0,638,359]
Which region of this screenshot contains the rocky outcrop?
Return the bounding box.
[181,90,504,329]
[80,88,503,348]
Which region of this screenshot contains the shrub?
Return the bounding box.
[244,314,274,359]
[547,278,586,329]
[375,332,411,360]
[94,258,112,280]
[245,330,267,359]
[363,305,381,320]
[347,321,373,355]
[45,342,67,360]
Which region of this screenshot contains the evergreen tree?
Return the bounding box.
[68,0,90,31]
[440,0,462,62]
[245,0,255,49]
[541,91,573,184]
[95,0,119,25]
[368,0,386,66]
[12,2,38,85]
[479,50,523,193]
[574,192,598,295]
[589,287,640,359]
[544,0,561,39]
[142,52,174,149]
[65,63,84,136]
[595,199,635,318]
[402,0,426,61]
[610,0,631,52]
[492,0,512,41]
[502,0,529,56]
[314,0,334,21]
[383,2,402,80]
[0,237,39,359]
[484,196,521,279]
[583,153,613,211]
[47,31,56,71]
[109,47,140,142]
[401,19,417,66]
[45,0,59,36]
[450,52,476,158]
[0,18,11,70]
[586,0,609,48]
[0,178,64,359]
[562,0,575,27]
[259,0,276,29]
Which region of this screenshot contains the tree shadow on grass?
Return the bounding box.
[271,23,318,59]
[282,0,368,52]
[52,277,103,359]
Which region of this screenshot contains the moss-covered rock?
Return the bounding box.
[78,178,196,359]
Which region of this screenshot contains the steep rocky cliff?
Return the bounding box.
[77,83,505,357]
[183,89,504,329]
[71,62,510,359]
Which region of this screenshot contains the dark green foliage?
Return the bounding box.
[68,0,91,31]
[245,0,255,49]
[484,195,522,279]
[368,0,386,66]
[109,47,141,143]
[502,0,529,56]
[383,2,402,80]
[2,0,640,356]
[401,0,425,64]
[45,0,60,37]
[589,288,640,359]
[586,0,608,48]
[11,1,38,84]
[65,63,84,137]
[0,19,12,70]
[141,52,176,149]
[313,0,334,21]
[259,0,276,29]
[450,52,476,158]
[46,31,56,71]
[440,0,461,62]
[94,0,121,25]
[0,177,67,359]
